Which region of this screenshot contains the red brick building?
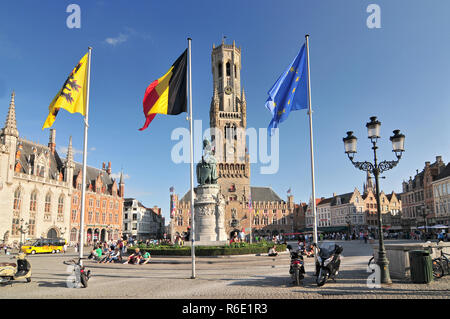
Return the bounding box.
[69,158,125,244]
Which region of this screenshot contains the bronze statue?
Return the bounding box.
[196,139,218,185]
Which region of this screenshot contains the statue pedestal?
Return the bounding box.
[193,184,227,246]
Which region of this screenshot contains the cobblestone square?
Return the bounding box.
[0,241,448,299]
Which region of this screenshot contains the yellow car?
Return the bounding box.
[21,238,65,254]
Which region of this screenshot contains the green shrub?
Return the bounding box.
[127,243,286,256]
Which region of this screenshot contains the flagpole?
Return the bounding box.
[79,46,92,265]
[187,38,196,279]
[305,35,318,252]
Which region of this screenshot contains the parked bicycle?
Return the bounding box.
[431,246,450,279]
[63,258,91,288]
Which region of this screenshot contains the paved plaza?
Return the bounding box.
[0,241,448,299]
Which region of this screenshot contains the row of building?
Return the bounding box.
[3,39,448,246]
[167,39,449,241]
[0,92,164,246]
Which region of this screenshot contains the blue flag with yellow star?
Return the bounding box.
[265,43,308,134]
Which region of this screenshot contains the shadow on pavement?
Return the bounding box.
[38,281,67,288]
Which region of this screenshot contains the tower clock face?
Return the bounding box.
[224,86,233,95]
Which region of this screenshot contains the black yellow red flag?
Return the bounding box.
[139,50,187,131]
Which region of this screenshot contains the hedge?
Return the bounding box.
[127,243,287,256]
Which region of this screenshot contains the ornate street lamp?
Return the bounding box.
[18,218,29,250]
[343,116,405,285]
[345,214,352,240]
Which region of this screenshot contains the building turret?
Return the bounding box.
[119,170,125,197]
[48,129,56,155]
[2,91,19,138]
[2,92,19,184]
[65,136,75,188]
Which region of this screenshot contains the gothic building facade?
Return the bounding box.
[0,92,124,245]
[170,40,294,241]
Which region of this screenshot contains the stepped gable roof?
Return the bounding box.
[16,138,64,180]
[435,163,450,181]
[179,186,284,203]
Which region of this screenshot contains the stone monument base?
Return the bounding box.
[193,183,228,246]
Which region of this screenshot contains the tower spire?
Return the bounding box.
[365,170,374,193]
[66,136,74,164]
[2,91,19,138]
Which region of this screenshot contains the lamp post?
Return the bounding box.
[417,205,428,241]
[18,218,29,250]
[343,116,405,285]
[345,214,352,240]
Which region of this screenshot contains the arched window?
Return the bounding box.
[13,188,21,210]
[224,123,231,139]
[29,191,37,212]
[218,62,223,78]
[58,195,64,215]
[28,218,36,236]
[226,62,231,76]
[70,228,78,242]
[234,64,237,78]
[45,193,51,213]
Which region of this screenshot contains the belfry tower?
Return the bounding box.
[209,39,250,204]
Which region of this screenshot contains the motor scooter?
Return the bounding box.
[0,253,32,285]
[314,242,343,287]
[287,245,306,285]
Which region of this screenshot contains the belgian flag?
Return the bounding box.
[139,49,188,131]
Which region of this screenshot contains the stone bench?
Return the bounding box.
[372,241,450,279]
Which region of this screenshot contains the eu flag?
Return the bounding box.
[265,43,308,134]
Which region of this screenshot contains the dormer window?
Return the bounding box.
[37,164,45,177]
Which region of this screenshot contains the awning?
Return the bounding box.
[298,226,348,233]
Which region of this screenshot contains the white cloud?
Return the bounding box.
[104,33,129,46]
[104,28,151,47]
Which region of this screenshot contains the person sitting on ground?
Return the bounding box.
[102,248,120,263]
[139,251,151,265]
[94,245,103,262]
[305,244,314,257]
[124,248,142,264]
[100,247,113,263]
[268,245,278,257]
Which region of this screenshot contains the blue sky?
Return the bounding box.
[1,0,450,224]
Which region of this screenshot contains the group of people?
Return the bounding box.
[123,248,151,265]
[87,240,152,265]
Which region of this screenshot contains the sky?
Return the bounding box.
[1,0,450,224]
